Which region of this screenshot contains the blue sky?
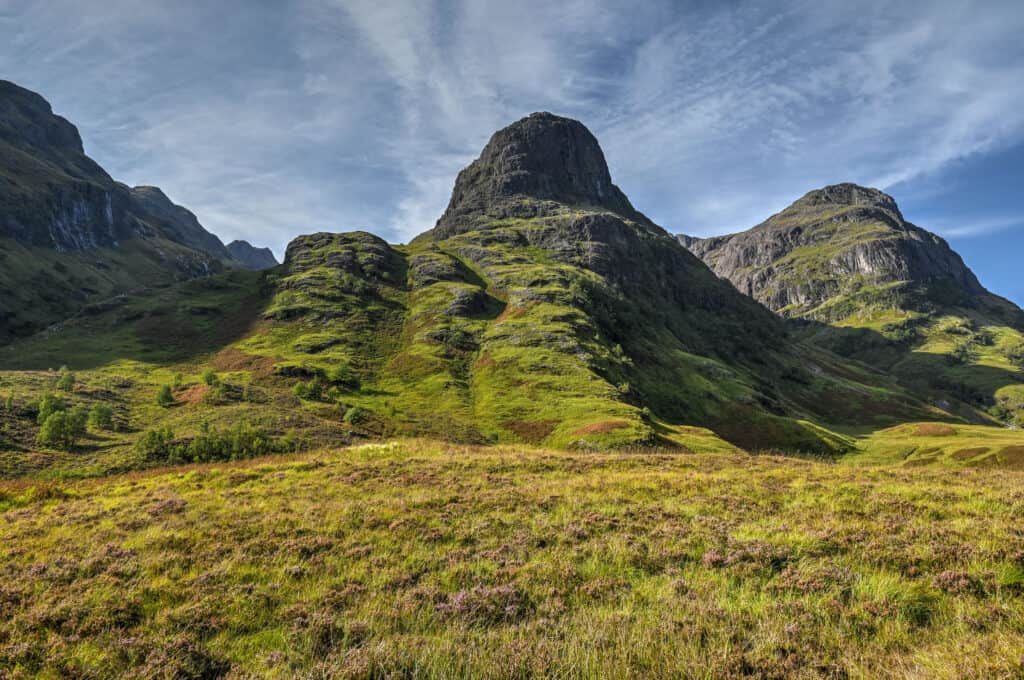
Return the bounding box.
[2,0,1022,304]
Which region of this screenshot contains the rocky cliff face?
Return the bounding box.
[434,112,651,238]
[226,240,279,270]
[0,80,244,339]
[681,183,987,319]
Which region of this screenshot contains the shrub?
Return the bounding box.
[329,364,361,390]
[173,372,184,389]
[1007,340,1024,369]
[201,369,219,386]
[135,426,177,462]
[344,406,366,425]
[56,370,76,392]
[947,342,976,366]
[157,384,176,407]
[135,421,289,465]
[294,377,326,402]
[88,403,114,430]
[36,394,67,424]
[3,394,12,411]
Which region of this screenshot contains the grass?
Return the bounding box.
[848,422,1024,467]
[2,439,1024,678]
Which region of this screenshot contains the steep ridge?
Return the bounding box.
[0,80,239,340]
[681,184,1024,426]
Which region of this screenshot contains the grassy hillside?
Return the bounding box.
[2,440,1024,678]
[847,422,1024,467]
[804,306,1024,426]
[0,214,956,481]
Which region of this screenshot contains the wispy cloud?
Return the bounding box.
[931,216,1024,238]
[2,0,1023,261]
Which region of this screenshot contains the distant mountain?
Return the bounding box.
[680,183,1024,426]
[227,240,278,270]
[0,80,245,340]
[680,183,1006,321]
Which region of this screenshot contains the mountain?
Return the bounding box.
[209,113,942,454]
[226,239,279,270]
[0,80,239,340]
[681,183,1024,426]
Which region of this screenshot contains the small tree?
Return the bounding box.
[201,369,219,386]
[37,411,77,449]
[157,384,175,407]
[173,372,184,389]
[68,405,88,436]
[56,370,76,392]
[88,403,114,430]
[3,394,12,411]
[37,394,67,424]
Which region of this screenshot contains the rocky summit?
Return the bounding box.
[681,183,988,320]
[434,112,649,238]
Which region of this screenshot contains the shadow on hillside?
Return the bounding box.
[0,270,275,371]
[791,317,1024,425]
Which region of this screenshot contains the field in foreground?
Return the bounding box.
[2,440,1024,679]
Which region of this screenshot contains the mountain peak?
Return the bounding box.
[0,80,85,155]
[434,112,644,237]
[227,239,279,270]
[796,183,903,220]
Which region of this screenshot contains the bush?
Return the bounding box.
[135,421,291,465]
[36,394,67,424]
[201,369,219,386]
[135,426,177,462]
[344,406,366,425]
[947,342,976,366]
[1007,340,1024,369]
[56,370,76,392]
[88,403,114,430]
[294,377,326,402]
[157,384,176,407]
[3,394,12,411]
[329,364,361,390]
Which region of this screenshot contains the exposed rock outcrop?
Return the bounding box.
[680,183,987,318]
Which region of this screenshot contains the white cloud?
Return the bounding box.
[2,0,1023,256]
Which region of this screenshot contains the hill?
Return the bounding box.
[681,184,1024,426]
